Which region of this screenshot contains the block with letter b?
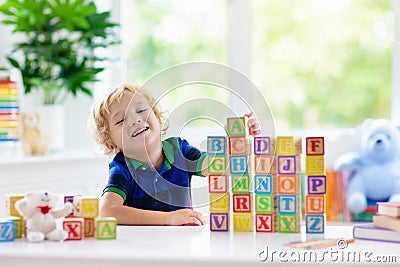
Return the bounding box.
[207,136,227,155]
[210,213,229,232]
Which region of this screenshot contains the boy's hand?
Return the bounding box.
[166,209,206,226]
[244,112,261,136]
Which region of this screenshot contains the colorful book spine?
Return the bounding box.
[0,79,20,142]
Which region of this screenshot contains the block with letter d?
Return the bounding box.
[254,136,271,155]
[210,213,229,232]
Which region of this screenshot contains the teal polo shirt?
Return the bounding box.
[103,137,207,212]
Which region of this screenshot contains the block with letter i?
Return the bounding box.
[95,217,117,240]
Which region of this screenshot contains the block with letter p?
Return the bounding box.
[307,176,326,194]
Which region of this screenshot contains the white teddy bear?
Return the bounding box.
[15,191,73,242]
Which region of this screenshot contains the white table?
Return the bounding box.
[0,224,398,267]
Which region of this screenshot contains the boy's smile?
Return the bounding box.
[107,90,163,164]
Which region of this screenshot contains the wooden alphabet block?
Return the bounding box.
[63,218,84,240]
[254,174,273,194]
[254,136,271,155]
[233,212,253,232]
[209,175,228,193]
[307,176,326,194]
[64,195,81,217]
[276,136,294,156]
[0,220,15,242]
[229,155,248,174]
[231,174,250,194]
[254,156,273,174]
[256,214,273,232]
[277,175,298,194]
[73,197,99,218]
[255,194,274,214]
[207,136,227,155]
[305,156,325,175]
[227,117,248,136]
[5,194,24,217]
[210,213,229,232]
[84,218,95,237]
[306,137,325,156]
[95,217,117,240]
[229,136,249,155]
[305,214,325,234]
[5,216,23,238]
[278,214,298,233]
[277,195,297,214]
[207,155,227,174]
[233,194,252,212]
[209,194,230,213]
[277,156,296,174]
[305,195,325,214]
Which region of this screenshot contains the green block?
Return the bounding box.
[95,217,117,240]
[208,155,227,174]
[255,194,274,214]
[227,117,246,136]
[278,214,298,233]
[232,174,250,194]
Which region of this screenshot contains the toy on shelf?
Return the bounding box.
[334,119,400,215]
[20,111,50,156]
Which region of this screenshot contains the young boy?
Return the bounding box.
[88,83,260,226]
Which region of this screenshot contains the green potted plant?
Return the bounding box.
[0,0,119,152]
[0,0,119,105]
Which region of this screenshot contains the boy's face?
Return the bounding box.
[107,90,161,158]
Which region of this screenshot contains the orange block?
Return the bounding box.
[305,195,325,214]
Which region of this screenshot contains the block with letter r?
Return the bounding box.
[210,213,229,232]
[207,136,226,155]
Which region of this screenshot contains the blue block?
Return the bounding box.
[0,221,15,242]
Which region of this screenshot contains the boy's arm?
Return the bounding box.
[100,192,205,226]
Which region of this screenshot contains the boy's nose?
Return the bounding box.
[130,118,142,126]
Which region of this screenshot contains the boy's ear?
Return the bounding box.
[105,142,120,153]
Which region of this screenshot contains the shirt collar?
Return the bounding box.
[124,139,177,171]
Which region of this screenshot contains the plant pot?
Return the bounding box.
[37,104,65,153]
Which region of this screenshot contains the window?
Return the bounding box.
[253,0,393,130]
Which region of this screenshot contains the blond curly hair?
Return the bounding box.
[88,83,168,156]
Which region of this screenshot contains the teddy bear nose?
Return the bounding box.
[376,139,382,144]
[44,192,48,196]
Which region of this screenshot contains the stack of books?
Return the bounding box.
[353,202,400,243]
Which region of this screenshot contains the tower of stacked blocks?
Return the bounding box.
[305,137,326,234]
[0,195,117,242]
[208,116,325,233]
